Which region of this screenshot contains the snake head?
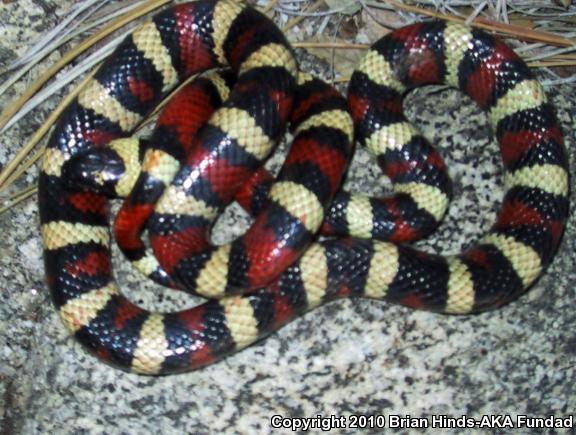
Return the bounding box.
[62,147,126,198]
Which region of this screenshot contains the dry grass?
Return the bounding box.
[0,0,574,214]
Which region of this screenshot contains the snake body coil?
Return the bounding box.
[39,0,569,375]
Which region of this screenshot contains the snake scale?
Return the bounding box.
[38,0,569,375]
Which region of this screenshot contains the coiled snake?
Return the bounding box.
[39,0,569,375]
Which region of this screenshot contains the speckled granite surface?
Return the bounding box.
[1,1,575,434]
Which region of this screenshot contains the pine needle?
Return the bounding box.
[0,147,45,193]
[283,0,326,31]
[262,0,280,15]
[293,42,369,49]
[0,185,37,216]
[0,0,170,133]
[0,1,152,100]
[2,0,106,73]
[0,71,95,191]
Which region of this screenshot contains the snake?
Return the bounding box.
[38,0,569,375]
